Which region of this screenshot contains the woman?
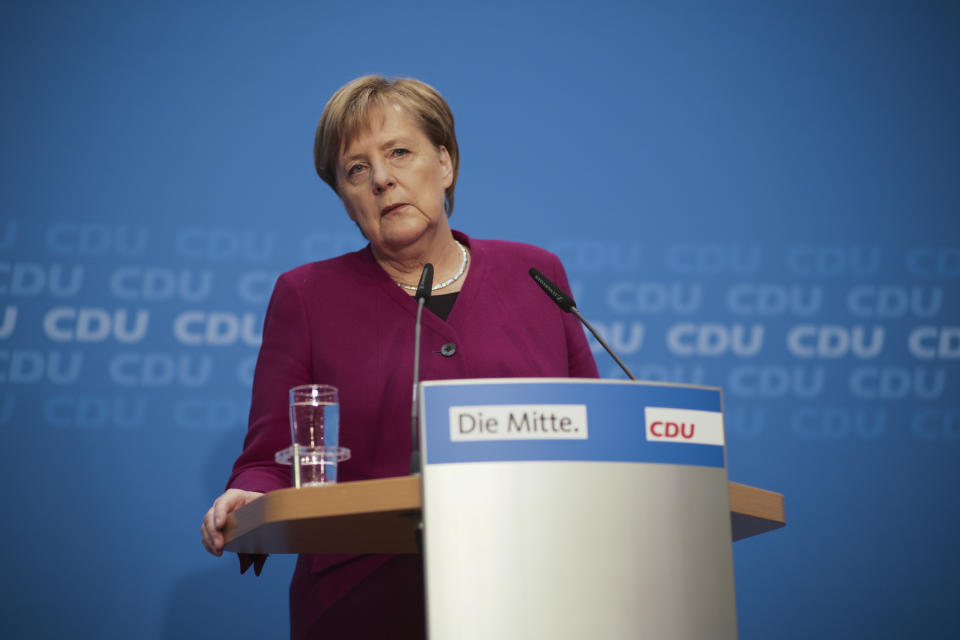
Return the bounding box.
[201,75,598,639]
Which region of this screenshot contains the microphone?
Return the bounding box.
[528,268,637,380]
[529,267,576,311]
[415,264,434,301]
[410,263,433,474]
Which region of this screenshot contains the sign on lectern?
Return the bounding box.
[418,378,738,640]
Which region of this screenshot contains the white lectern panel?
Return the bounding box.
[419,379,737,640]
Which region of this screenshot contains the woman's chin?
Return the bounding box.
[376,218,432,251]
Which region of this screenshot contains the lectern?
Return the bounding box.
[224,379,785,640]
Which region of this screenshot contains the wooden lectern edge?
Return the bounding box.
[223,476,785,553]
[225,476,421,537]
[729,481,785,518]
[728,481,786,540]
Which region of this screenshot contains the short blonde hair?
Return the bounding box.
[314,76,460,215]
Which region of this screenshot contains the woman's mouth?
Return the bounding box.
[381,203,407,216]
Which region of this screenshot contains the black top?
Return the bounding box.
[425,292,458,321]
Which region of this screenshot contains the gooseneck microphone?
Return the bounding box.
[410,263,433,474]
[529,268,637,380]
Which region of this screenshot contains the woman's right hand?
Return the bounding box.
[201,488,263,557]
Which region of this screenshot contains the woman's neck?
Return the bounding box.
[373,230,469,294]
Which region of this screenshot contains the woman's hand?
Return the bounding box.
[201,488,263,556]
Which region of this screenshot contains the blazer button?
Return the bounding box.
[440,343,457,357]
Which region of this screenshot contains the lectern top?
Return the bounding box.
[420,379,726,468]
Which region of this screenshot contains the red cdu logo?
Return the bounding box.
[644,407,725,446]
[648,420,696,440]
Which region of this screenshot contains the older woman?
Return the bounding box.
[201,76,598,639]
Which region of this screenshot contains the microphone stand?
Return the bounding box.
[529,267,637,381]
[409,264,433,474]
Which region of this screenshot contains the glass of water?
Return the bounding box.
[277,384,349,486]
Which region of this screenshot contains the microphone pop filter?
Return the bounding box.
[529,268,576,312]
[416,264,434,302]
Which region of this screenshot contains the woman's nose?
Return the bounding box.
[371,161,395,193]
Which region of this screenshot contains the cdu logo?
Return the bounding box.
[667,323,764,357]
[846,286,942,318]
[175,228,275,261]
[43,394,147,428]
[43,307,149,344]
[664,244,762,275]
[44,223,149,256]
[0,263,84,297]
[787,325,884,359]
[173,311,262,346]
[726,284,822,316]
[905,248,960,277]
[790,408,885,440]
[606,282,702,314]
[547,240,643,273]
[0,350,83,384]
[908,327,960,360]
[727,365,825,398]
[109,268,213,302]
[644,407,725,446]
[785,245,881,277]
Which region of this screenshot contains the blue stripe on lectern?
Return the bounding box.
[420,381,725,468]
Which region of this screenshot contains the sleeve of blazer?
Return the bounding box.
[227,272,312,493]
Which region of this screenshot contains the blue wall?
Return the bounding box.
[1,1,957,638]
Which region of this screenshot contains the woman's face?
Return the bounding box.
[337,103,453,253]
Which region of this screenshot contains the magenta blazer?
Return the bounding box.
[227,230,598,638]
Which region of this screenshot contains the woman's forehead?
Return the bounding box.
[339,103,420,156]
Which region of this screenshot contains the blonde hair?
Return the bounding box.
[314,76,460,215]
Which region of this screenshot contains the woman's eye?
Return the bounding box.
[347,164,366,177]
[391,148,410,159]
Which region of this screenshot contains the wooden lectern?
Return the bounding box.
[222,476,783,555]
[224,379,785,639]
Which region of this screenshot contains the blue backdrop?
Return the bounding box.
[2,1,957,638]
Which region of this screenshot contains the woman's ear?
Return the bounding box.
[438,145,453,189]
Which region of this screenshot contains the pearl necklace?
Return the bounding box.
[395,241,468,292]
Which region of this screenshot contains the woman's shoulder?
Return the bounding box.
[280,248,369,282]
[469,236,562,271]
[275,247,373,290]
